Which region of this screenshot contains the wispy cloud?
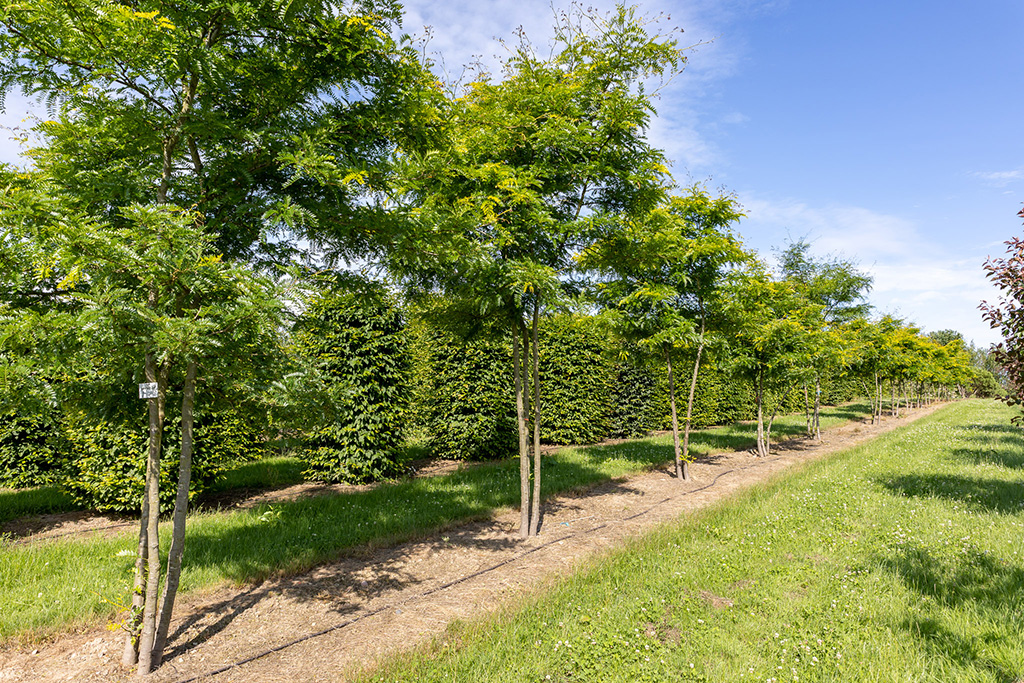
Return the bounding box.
[970,168,1024,187]
[738,196,923,260]
[735,195,1001,345]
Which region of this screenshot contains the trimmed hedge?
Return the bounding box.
[62,406,262,513]
[608,359,663,439]
[422,326,517,461]
[0,408,70,489]
[293,286,409,483]
[538,315,614,445]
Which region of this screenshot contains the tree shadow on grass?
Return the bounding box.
[878,544,1024,681]
[167,450,660,656]
[949,423,1024,470]
[877,473,1024,515]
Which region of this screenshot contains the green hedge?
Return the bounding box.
[62,406,262,513]
[0,408,70,489]
[293,285,409,483]
[417,323,517,461]
[537,315,614,445]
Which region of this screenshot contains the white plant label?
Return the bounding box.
[138,382,159,399]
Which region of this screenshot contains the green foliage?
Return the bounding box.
[293,284,410,483]
[61,406,259,513]
[608,359,663,439]
[422,326,517,461]
[0,407,69,488]
[0,0,441,265]
[538,315,615,445]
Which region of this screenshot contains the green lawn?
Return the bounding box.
[1,400,877,643]
[362,399,1024,683]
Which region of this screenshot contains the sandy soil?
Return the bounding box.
[0,405,945,683]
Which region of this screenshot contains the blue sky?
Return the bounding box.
[2,0,1020,346]
[400,0,1024,347]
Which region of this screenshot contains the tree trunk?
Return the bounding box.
[122,427,153,667]
[804,383,811,436]
[873,372,880,424]
[755,373,766,457]
[136,359,167,676]
[512,325,530,539]
[765,384,793,456]
[665,347,683,477]
[529,301,542,537]
[813,374,821,440]
[681,336,705,482]
[153,360,198,665]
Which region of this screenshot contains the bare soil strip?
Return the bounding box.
[0,405,945,683]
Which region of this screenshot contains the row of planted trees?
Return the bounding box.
[0,1,1000,674]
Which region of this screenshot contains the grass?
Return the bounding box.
[0,486,80,526]
[1,399,876,643]
[360,399,1024,683]
[205,455,307,494]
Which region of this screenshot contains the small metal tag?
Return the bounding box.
[139,382,159,399]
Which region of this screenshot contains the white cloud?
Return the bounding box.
[735,195,1002,346]
[971,168,1024,187]
[0,91,41,167]
[738,196,923,260]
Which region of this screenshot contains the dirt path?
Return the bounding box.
[0,404,946,683]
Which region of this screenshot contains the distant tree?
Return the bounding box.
[980,206,1024,420]
[777,240,872,438]
[724,264,820,457]
[391,4,684,536]
[585,187,745,479]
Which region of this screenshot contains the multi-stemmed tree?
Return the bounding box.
[0,0,436,674]
[584,187,745,479]
[390,5,685,536]
[776,240,872,438]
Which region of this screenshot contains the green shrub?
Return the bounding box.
[62,407,253,513]
[293,285,410,483]
[419,326,517,461]
[0,408,70,488]
[607,360,663,439]
[537,315,614,445]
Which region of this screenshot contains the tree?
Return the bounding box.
[0,0,438,266]
[776,240,872,438]
[0,181,284,674]
[724,264,820,457]
[0,3,439,674]
[391,4,684,537]
[981,209,1024,420]
[584,187,745,479]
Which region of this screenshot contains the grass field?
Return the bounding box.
[0,399,888,643]
[361,400,1024,683]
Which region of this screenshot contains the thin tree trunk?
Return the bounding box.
[765,384,794,455]
[665,347,682,477]
[804,383,811,436]
[756,373,766,457]
[529,301,542,537]
[873,372,880,424]
[153,360,197,665]
[136,359,167,676]
[891,382,897,417]
[813,374,821,440]
[681,336,705,482]
[122,404,154,667]
[512,325,530,539]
